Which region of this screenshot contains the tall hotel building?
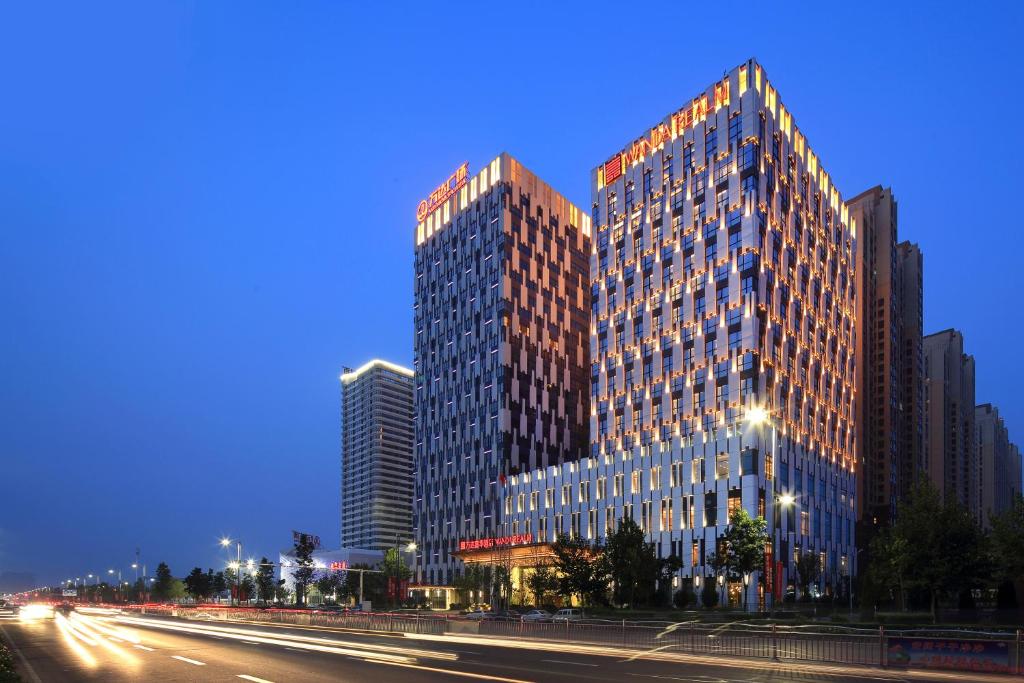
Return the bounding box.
[339,360,415,551]
[500,60,858,609]
[412,154,591,585]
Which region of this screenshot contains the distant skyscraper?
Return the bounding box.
[897,242,924,500]
[975,403,1020,527]
[339,359,415,550]
[923,329,976,511]
[413,154,591,585]
[850,186,903,527]
[848,187,924,533]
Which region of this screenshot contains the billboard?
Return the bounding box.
[887,637,1011,674]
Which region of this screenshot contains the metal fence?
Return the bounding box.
[121,606,1024,675]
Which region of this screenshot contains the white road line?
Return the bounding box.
[107,636,124,642]
[134,644,155,652]
[241,640,260,645]
[171,655,207,666]
[284,647,304,652]
[238,676,275,683]
[541,659,598,667]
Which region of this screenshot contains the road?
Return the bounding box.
[0,608,1012,683]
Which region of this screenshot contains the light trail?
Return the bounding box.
[55,613,97,667]
[365,658,535,683]
[115,614,445,664]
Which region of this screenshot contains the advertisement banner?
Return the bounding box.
[887,637,1011,674]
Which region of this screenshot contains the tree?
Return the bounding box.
[870,477,987,622]
[867,527,910,610]
[255,558,276,605]
[453,565,487,607]
[552,533,608,607]
[240,573,256,604]
[795,551,821,602]
[989,495,1024,607]
[167,579,186,602]
[292,534,316,607]
[184,567,211,603]
[604,517,659,607]
[151,562,174,601]
[526,564,559,607]
[381,548,412,607]
[700,578,719,609]
[274,579,292,605]
[657,555,683,607]
[212,571,227,598]
[314,570,343,604]
[717,509,769,611]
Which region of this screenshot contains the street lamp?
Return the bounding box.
[747,405,784,613]
[221,537,243,606]
[405,542,418,606]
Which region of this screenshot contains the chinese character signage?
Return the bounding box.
[887,637,1011,674]
[417,162,469,221]
[458,533,533,552]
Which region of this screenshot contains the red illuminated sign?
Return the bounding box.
[329,561,349,571]
[458,533,533,552]
[417,162,469,222]
[602,77,730,185]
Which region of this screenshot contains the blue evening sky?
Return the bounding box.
[1,1,1020,585]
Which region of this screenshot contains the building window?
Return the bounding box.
[631,470,641,494]
[661,498,673,531]
[716,453,729,479]
[614,473,624,497]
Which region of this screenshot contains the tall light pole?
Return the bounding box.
[221,537,242,606]
[747,405,790,613]
[405,542,417,606]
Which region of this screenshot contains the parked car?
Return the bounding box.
[484,609,520,621]
[551,608,584,623]
[520,609,551,623]
[463,609,489,620]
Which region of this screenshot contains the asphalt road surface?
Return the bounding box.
[0,609,1010,683]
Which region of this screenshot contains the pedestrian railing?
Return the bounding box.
[116,605,1024,675]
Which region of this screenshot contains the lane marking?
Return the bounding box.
[241,640,260,645]
[134,644,155,651]
[238,676,275,683]
[172,655,207,666]
[366,659,533,682]
[108,636,124,642]
[541,659,599,667]
[285,647,304,652]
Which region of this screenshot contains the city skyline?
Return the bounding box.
[2,1,1023,586]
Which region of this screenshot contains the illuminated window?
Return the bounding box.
[631,470,641,494]
[716,453,729,479]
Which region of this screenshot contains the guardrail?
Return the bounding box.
[114,605,1024,675]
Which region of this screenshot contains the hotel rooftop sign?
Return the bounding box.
[417,162,469,222]
[601,76,731,187]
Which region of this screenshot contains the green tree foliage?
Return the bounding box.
[167,579,186,601]
[314,570,344,604]
[151,562,174,601]
[255,558,276,604]
[604,517,660,607]
[551,532,608,607]
[291,535,316,607]
[525,564,559,607]
[184,567,211,602]
[240,573,256,603]
[212,571,227,596]
[989,496,1024,583]
[868,477,987,621]
[452,565,489,606]
[795,551,821,602]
